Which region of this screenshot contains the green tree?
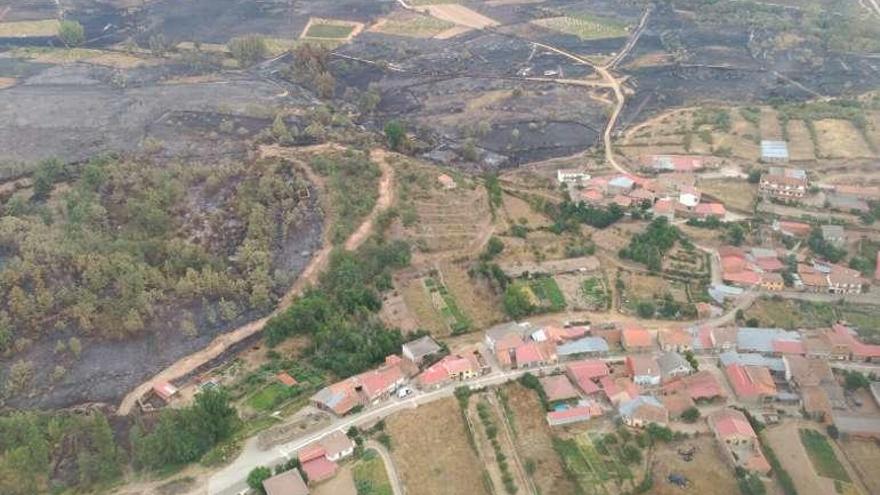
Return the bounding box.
[384,120,405,151]
[636,301,655,318]
[58,20,85,47]
[681,407,701,423]
[726,223,746,246]
[247,466,272,494]
[503,285,535,319]
[844,370,870,391]
[32,158,63,199]
[228,35,268,66]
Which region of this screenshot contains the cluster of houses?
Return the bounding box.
[260,430,356,495]
[718,243,868,294]
[556,166,727,222]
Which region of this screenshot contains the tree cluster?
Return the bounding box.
[619,217,681,271]
[548,200,624,233]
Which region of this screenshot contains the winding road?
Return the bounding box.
[364,440,404,495]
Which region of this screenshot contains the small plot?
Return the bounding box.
[371,12,455,38]
[580,276,610,310]
[700,179,756,213]
[353,450,393,495]
[423,276,472,335]
[555,432,638,493]
[301,18,362,40]
[814,119,875,158]
[786,119,817,161]
[799,429,851,483]
[420,4,498,29]
[0,19,59,37]
[247,382,297,412]
[760,107,784,140]
[532,14,627,41]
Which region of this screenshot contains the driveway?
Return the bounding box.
[364,440,404,495]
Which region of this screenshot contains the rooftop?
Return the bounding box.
[761,141,790,159]
[402,335,442,360]
[263,469,309,495]
[557,336,609,356]
[540,375,580,402]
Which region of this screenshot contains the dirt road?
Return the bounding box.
[116,146,396,415]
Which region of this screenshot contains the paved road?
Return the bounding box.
[364,440,404,495]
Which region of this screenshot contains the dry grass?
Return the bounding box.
[0,19,59,37]
[787,119,817,161]
[503,383,579,495]
[649,436,741,495]
[9,47,152,68]
[387,397,490,495]
[713,111,760,159]
[865,111,880,151]
[439,262,504,329]
[370,11,455,38]
[700,178,756,212]
[0,77,16,90]
[501,193,552,228]
[760,107,784,140]
[764,423,841,495]
[398,276,447,336]
[840,439,880,495]
[419,4,498,29]
[814,119,875,158]
[532,14,627,40]
[312,463,356,495]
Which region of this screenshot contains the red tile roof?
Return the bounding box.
[659,328,692,348]
[725,364,776,399]
[277,372,298,387]
[755,257,785,272]
[540,375,580,402]
[515,342,545,366]
[546,403,603,424]
[627,355,660,378]
[771,339,806,355]
[301,457,337,483]
[723,270,762,286]
[711,409,756,440]
[621,326,653,349]
[778,220,812,237]
[298,444,327,463]
[600,376,638,404]
[694,202,726,217]
[566,360,608,394]
[653,198,675,213]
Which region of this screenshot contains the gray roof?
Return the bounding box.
[402,335,442,360]
[608,176,635,188]
[657,351,693,376]
[827,194,868,212]
[720,351,786,373]
[618,395,663,418]
[832,413,880,435]
[557,336,609,356]
[820,224,845,238]
[737,327,800,354]
[761,141,790,159]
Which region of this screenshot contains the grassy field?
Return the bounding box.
[424,276,471,334]
[554,431,638,493]
[246,382,296,412]
[527,276,566,311]
[840,439,880,494]
[799,429,850,483]
[581,277,610,310]
[387,398,490,495]
[373,12,455,38]
[353,450,393,495]
[305,23,356,39]
[310,151,381,245]
[700,179,757,212]
[744,298,836,328]
[0,19,60,37]
[533,14,627,40]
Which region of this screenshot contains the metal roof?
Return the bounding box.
[761,141,790,159]
[737,327,800,353]
[557,336,609,356]
[719,351,786,373]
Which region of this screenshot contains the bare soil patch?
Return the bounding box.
[840,439,880,495]
[369,11,454,38]
[700,178,756,212]
[786,119,817,161]
[0,77,15,89]
[387,397,490,495]
[313,463,357,495]
[419,4,498,29]
[649,435,741,495]
[764,422,838,495]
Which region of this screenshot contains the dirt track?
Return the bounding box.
[116,146,396,415]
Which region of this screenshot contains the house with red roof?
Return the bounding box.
[694,202,726,219]
[724,364,776,403]
[416,354,479,390]
[776,220,812,238]
[600,376,639,405]
[708,409,771,475]
[652,198,676,220]
[658,328,693,352]
[152,382,179,403]
[546,402,604,427]
[771,339,806,356]
[276,372,298,387]
[662,370,725,403]
[540,375,580,402]
[311,356,407,416]
[301,456,337,484]
[566,360,609,396]
[514,341,556,369]
[621,325,653,352]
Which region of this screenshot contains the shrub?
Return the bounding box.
[58,20,85,47]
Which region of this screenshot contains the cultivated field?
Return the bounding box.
[387,397,490,495]
[813,119,874,159]
[300,18,364,41]
[502,383,580,495]
[370,11,455,38]
[764,423,858,495]
[787,119,817,161]
[418,4,498,29]
[0,19,59,37]
[532,14,628,41]
[840,439,880,495]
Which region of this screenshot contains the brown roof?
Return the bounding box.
[802,386,832,420]
[786,355,833,388]
[661,391,695,417]
[659,328,692,348]
[263,469,309,495]
[320,431,354,458]
[540,375,580,402]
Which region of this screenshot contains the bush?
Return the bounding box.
[227,35,268,66]
[384,120,405,151]
[247,466,272,494]
[681,407,701,423]
[58,20,85,47]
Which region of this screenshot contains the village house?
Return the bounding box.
[416,353,481,390]
[262,469,309,495]
[320,431,355,462]
[607,175,636,195]
[652,198,676,221]
[760,272,784,291]
[785,355,843,422]
[662,370,726,403]
[311,356,408,416]
[626,355,662,387]
[694,202,726,220]
[658,328,693,352]
[540,374,581,402]
[657,351,694,383]
[546,402,604,427]
[566,360,610,396]
[621,325,654,352]
[708,409,771,474]
[759,166,806,199]
[642,154,705,173]
[556,335,609,359]
[724,363,776,403]
[774,220,812,238]
[601,375,640,405]
[619,395,669,428]
[401,335,443,367]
